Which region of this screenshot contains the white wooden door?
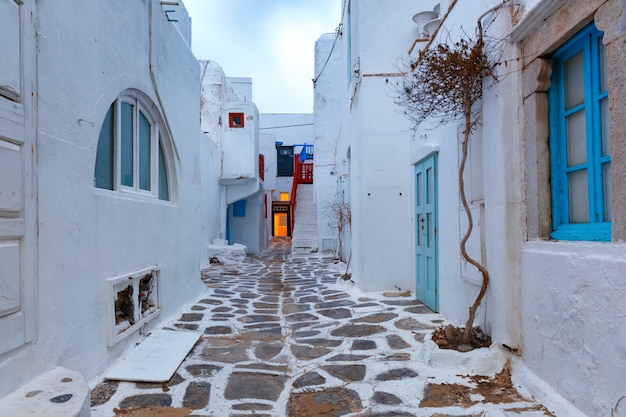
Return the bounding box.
[0,0,37,355]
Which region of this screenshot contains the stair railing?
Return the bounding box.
[290,144,314,233]
[290,156,300,232]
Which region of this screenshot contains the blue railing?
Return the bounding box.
[294,143,314,162]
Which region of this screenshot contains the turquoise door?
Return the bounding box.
[415,154,438,311]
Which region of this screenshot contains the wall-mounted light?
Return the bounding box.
[411,3,441,38]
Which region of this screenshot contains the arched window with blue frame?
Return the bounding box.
[95,90,172,201]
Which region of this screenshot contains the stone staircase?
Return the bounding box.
[291,183,319,255]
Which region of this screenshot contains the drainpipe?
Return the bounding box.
[148,0,180,163]
[476,0,512,37]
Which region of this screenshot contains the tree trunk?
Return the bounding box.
[459,102,490,346]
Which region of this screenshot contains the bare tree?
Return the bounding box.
[398,27,500,347]
[324,193,352,277]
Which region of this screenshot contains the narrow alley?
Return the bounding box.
[90,238,554,417]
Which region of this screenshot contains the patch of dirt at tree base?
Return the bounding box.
[431,324,492,351]
[113,406,194,417]
[420,359,557,416]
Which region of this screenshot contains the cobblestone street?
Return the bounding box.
[90,238,555,417]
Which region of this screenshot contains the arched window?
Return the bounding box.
[95,90,171,201]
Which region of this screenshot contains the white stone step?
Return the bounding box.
[0,367,90,417]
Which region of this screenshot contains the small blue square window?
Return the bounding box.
[233,200,246,217]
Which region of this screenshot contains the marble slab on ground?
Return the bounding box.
[105,330,200,382]
[351,304,385,314]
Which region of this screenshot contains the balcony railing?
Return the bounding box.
[297,144,314,162]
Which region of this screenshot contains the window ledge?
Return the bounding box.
[550,223,611,242]
[524,238,626,254]
[94,188,175,206]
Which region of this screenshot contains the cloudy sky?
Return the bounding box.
[183,0,341,114]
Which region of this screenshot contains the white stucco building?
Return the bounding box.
[200,63,266,254]
[314,0,626,416]
[0,0,243,409]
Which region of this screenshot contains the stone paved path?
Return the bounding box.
[90,238,556,417]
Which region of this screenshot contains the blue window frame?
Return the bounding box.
[549,23,610,241]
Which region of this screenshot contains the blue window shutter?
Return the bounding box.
[233,200,246,217]
[158,138,169,201]
[95,104,115,190]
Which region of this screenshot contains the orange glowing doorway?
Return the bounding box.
[272,203,291,237]
[274,213,288,236]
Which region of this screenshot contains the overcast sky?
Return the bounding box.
[183,0,341,114]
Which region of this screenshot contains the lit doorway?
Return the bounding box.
[272,203,291,237]
[274,213,288,236]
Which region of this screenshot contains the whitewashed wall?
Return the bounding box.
[199,64,265,253]
[521,241,626,416]
[343,0,418,292]
[0,0,219,399]
[313,33,350,258]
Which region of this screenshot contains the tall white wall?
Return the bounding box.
[314,33,350,258]
[0,0,219,398]
[344,0,418,292]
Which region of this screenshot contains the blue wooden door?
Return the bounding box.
[415,154,438,311]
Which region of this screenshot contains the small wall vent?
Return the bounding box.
[106,265,161,346]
